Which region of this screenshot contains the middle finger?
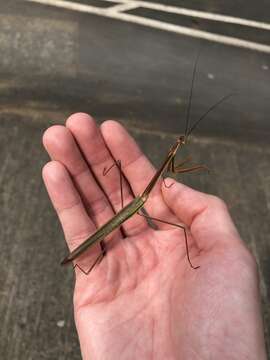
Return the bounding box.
[42,124,123,243]
[66,113,148,235]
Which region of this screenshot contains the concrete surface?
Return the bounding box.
[0,0,269,358]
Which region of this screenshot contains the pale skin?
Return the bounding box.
[42,113,266,360]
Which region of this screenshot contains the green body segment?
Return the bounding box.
[63,195,146,264]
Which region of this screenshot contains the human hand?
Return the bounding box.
[42,113,266,360]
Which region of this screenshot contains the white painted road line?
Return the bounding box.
[26,0,270,54]
[105,0,270,31]
[108,2,139,13]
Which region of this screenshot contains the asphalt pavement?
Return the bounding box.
[0,1,269,358]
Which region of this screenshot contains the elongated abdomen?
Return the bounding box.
[61,196,146,265]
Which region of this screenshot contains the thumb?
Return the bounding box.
[162,178,242,251]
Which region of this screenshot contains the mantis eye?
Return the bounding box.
[179,136,185,144]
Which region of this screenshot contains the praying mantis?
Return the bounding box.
[61,56,232,275]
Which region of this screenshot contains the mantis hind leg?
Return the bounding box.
[74,160,126,275]
[137,212,200,270]
[103,159,124,208]
[103,160,156,235]
[73,242,107,275]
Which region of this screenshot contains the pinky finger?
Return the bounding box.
[42,161,97,253]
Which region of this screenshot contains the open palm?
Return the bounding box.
[42,113,266,360]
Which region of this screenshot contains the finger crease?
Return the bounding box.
[67,228,95,246]
[85,196,109,217]
[56,199,82,215]
[73,167,90,180]
[86,148,112,168]
[121,152,148,172]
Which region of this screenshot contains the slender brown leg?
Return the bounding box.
[72,251,104,275]
[86,159,123,269]
[174,164,209,174]
[103,160,124,208]
[172,155,193,169]
[170,155,209,174]
[74,161,126,275]
[163,155,207,187]
[137,212,200,269]
[163,156,175,188]
[106,162,155,230]
[162,177,173,189]
[72,238,107,275]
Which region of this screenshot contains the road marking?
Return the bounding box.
[108,2,139,13]
[26,0,270,53]
[105,0,270,31]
